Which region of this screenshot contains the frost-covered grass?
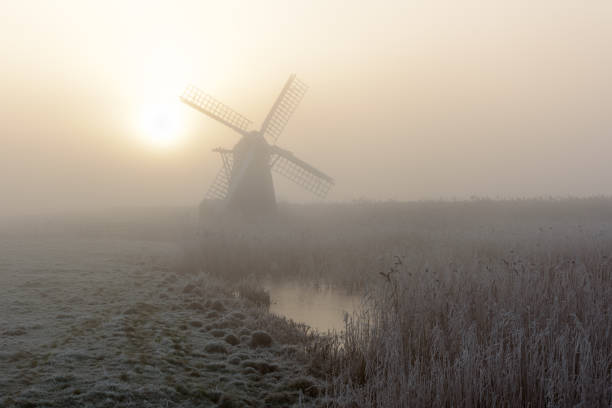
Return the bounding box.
[188,197,612,286]
[3,198,612,407]
[0,233,332,407]
[332,246,612,407]
[188,198,612,407]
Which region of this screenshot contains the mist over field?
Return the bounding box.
[2,0,612,215]
[1,1,612,407]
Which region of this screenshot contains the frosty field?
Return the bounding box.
[1,199,612,407]
[0,215,332,407]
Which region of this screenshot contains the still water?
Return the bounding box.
[264,282,362,333]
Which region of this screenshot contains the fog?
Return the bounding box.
[2,0,612,216]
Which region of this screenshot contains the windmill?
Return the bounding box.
[180,74,334,215]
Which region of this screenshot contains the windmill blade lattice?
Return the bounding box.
[204,149,234,200]
[269,146,334,198]
[260,75,308,144]
[181,85,252,134]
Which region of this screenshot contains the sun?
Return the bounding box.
[139,102,181,148]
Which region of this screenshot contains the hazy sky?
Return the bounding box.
[1,0,611,215]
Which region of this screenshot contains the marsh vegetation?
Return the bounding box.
[188,198,612,407]
[2,198,611,407]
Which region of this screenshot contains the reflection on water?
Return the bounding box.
[264,282,361,333]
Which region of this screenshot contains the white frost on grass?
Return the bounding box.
[0,235,327,407]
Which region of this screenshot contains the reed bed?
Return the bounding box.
[185,198,612,406]
[334,230,612,407]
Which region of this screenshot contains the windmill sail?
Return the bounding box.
[181,85,252,134]
[260,74,308,144]
[204,149,234,200]
[204,166,230,199]
[181,74,334,213]
[269,145,334,198]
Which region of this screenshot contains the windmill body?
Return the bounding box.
[226,132,275,214]
[181,74,334,216]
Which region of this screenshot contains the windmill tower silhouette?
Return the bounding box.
[181,74,334,215]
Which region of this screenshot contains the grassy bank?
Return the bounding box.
[0,235,337,407]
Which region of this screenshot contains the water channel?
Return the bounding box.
[264,282,362,333]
